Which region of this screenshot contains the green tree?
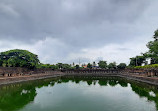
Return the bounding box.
[153,29,158,40]
[75,65,80,69]
[98,61,107,69]
[117,63,127,69]
[0,59,3,66]
[72,62,75,67]
[7,57,17,67]
[56,63,63,69]
[146,29,158,64]
[129,56,145,66]
[50,65,58,70]
[36,63,48,68]
[0,49,40,69]
[62,64,71,69]
[87,63,92,69]
[108,62,117,69]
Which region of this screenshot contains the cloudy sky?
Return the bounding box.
[0,0,158,65]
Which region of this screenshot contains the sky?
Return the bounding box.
[0,0,158,65]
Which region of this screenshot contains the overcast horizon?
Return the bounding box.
[0,0,158,65]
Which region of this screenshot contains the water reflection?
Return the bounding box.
[0,76,158,111]
[0,78,59,111]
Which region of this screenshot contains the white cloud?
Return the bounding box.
[0,37,67,64]
[67,37,150,64]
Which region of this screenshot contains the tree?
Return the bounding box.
[56,63,63,69]
[50,65,58,70]
[62,64,71,69]
[72,62,75,67]
[0,59,3,66]
[75,65,80,69]
[153,29,158,40]
[146,29,158,64]
[98,61,107,69]
[117,63,127,69]
[129,56,145,66]
[0,49,40,69]
[108,62,117,69]
[7,57,18,67]
[87,63,92,69]
[55,63,72,69]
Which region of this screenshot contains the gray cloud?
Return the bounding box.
[0,0,158,64]
[0,0,152,42]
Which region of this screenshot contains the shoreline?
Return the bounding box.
[0,73,62,86]
[62,73,158,86]
[0,73,158,86]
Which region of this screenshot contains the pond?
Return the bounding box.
[0,76,158,111]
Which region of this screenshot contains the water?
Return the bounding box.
[0,77,158,111]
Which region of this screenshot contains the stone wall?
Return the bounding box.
[0,67,65,77]
[0,67,55,77]
[61,69,158,77]
[0,67,30,77]
[1,67,158,77]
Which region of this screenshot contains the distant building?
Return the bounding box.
[146,58,151,65]
[142,58,151,66]
[92,66,99,69]
[82,65,87,68]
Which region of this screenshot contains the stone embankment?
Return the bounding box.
[0,71,64,85]
[62,69,158,85]
[1,67,158,85]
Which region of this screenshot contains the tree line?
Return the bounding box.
[0,49,126,70]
